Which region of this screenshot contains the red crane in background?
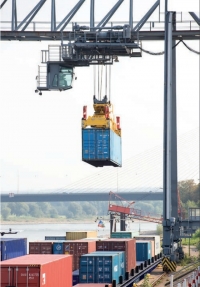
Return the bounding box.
[108,191,163,224]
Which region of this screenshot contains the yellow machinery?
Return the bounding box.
[82,95,121,137]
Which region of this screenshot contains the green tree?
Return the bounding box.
[49,207,58,218]
[15,203,30,216]
[1,207,11,220]
[28,203,42,217]
[38,202,52,216]
[82,202,97,216]
[67,202,82,217]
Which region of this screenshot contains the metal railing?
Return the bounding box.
[0,20,199,32]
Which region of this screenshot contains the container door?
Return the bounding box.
[13,267,40,287]
[1,267,14,287]
[96,130,109,160]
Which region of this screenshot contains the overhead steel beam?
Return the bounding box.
[96,0,124,29]
[56,0,85,31]
[16,0,47,31]
[51,0,56,31]
[1,30,200,41]
[133,0,160,32]
[189,12,200,26]
[0,0,8,9]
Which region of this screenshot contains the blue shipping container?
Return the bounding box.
[111,231,139,238]
[91,251,125,279]
[82,128,122,167]
[136,241,151,261]
[53,242,64,254]
[73,270,79,286]
[1,238,27,261]
[80,252,121,284]
[45,236,66,240]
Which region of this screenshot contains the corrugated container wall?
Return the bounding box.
[111,231,139,238]
[63,240,96,270]
[91,251,125,279]
[82,128,122,167]
[29,241,52,254]
[96,239,136,273]
[134,236,161,256]
[45,236,66,240]
[79,253,121,284]
[66,231,97,240]
[0,254,72,287]
[1,238,27,261]
[136,241,152,261]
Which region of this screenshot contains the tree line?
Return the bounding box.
[1,179,199,220]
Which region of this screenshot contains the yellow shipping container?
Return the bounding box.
[66,231,97,240]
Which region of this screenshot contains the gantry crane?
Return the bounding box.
[1,0,200,272]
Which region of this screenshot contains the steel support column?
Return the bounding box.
[120,213,126,231]
[129,0,133,29]
[110,213,116,236]
[90,0,95,31]
[162,9,175,260]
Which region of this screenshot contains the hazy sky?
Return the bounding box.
[0,0,199,192]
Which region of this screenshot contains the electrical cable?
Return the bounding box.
[138,40,200,56]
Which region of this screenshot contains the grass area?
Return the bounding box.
[181,237,200,246]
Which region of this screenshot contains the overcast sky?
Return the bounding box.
[0,0,199,192]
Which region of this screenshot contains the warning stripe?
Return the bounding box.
[162,257,176,272]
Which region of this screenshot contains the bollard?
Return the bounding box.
[125,271,129,280]
[148,259,151,265]
[112,279,116,287]
[144,261,147,268]
[170,274,174,287]
[136,266,139,273]
[140,263,143,271]
[131,269,135,276]
[151,257,154,263]
[119,275,123,284]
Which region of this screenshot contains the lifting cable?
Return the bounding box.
[93,65,96,97]
[138,40,200,55]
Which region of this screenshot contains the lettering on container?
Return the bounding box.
[121,262,124,268]
[42,273,46,285]
[156,242,159,249]
[114,265,118,272]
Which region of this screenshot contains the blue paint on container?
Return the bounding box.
[1,238,27,261]
[136,241,152,261]
[92,251,125,280]
[80,252,121,283]
[82,128,122,167]
[53,242,64,254]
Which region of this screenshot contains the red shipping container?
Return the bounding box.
[63,240,96,270]
[96,238,136,274]
[0,254,72,287]
[29,242,53,254]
